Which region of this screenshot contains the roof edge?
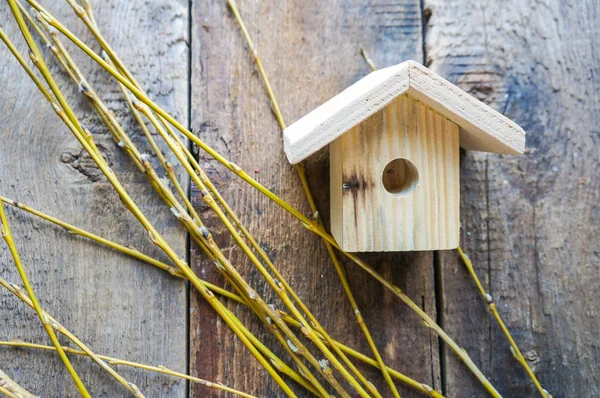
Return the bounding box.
[284,61,526,164]
[284,62,411,164]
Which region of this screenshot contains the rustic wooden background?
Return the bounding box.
[1,0,598,397]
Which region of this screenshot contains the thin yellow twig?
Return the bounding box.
[0,272,146,397]
[0,368,36,398]
[0,386,18,398]
[0,200,89,396]
[457,247,551,398]
[1,11,296,397]
[360,48,377,72]
[0,341,256,398]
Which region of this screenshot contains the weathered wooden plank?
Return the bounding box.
[425,0,600,396]
[189,0,441,396]
[0,1,188,397]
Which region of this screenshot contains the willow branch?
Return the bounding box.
[0,272,145,397]
[359,48,377,72]
[0,368,36,398]
[1,11,296,397]
[0,341,255,398]
[457,247,551,398]
[0,198,89,397]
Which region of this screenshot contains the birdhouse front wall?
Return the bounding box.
[330,94,460,252]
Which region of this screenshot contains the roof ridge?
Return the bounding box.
[284,61,525,164]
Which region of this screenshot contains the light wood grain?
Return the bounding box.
[426,0,600,396]
[331,94,460,252]
[284,61,526,165]
[0,1,188,397]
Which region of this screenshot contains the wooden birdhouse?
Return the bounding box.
[283,61,525,252]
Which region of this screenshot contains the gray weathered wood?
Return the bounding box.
[189,0,441,396]
[425,0,600,396]
[0,1,188,396]
[2,1,597,397]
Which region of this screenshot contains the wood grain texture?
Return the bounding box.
[425,0,600,396]
[284,61,525,164]
[330,94,460,252]
[0,1,188,397]
[1,1,594,397]
[190,0,441,396]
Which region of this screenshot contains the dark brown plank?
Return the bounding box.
[425,0,600,396]
[0,1,188,396]
[189,0,443,396]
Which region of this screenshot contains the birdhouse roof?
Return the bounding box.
[283,60,526,164]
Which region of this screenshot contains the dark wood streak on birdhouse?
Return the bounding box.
[342,175,367,191]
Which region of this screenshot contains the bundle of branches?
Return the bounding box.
[0,0,550,397]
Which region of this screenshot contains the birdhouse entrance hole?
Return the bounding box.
[382,158,419,197]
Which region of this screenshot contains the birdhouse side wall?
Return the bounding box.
[330,94,460,252]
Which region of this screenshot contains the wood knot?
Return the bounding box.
[60,145,113,182]
[524,349,539,362]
